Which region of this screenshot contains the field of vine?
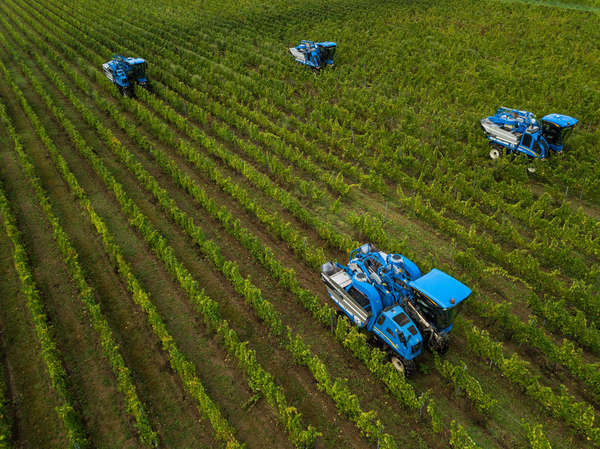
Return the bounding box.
[0,0,598,448]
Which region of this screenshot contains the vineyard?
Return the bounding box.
[0,0,598,448]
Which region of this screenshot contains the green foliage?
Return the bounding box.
[0,365,11,449]
[0,64,89,449]
[434,355,497,416]
[523,422,553,449]
[4,1,599,448]
[449,420,478,449]
[0,50,242,449]
[460,319,600,445]
[0,84,158,448]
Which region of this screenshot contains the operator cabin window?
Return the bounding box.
[521,134,532,148]
[543,123,560,144]
[561,127,573,145]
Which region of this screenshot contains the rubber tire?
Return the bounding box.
[391,356,416,377]
[489,147,502,160]
[391,356,405,376]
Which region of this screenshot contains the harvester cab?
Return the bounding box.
[289,40,336,72]
[540,114,578,153]
[321,243,471,375]
[102,55,151,97]
[481,107,577,162]
[408,269,471,333]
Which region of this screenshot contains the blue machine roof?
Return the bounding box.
[541,114,578,128]
[409,269,471,309]
[318,42,337,47]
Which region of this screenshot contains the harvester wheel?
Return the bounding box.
[489,147,502,160]
[391,356,416,377]
[391,357,405,375]
[526,156,537,173]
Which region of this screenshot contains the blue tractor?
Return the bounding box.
[481,107,578,162]
[289,40,336,72]
[102,55,151,97]
[321,243,471,375]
